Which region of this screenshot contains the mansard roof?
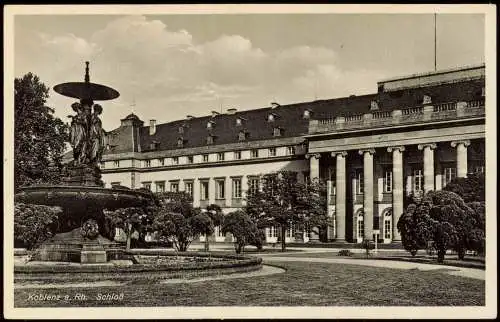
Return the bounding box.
[106,77,484,155]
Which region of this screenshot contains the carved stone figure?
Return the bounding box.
[89,104,106,164]
[68,102,87,164]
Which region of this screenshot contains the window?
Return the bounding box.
[187,156,193,164]
[202,154,209,162]
[267,226,277,238]
[110,182,121,188]
[177,138,184,148]
[474,165,485,174]
[384,211,392,240]
[142,182,152,190]
[113,160,120,168]
[216,225,225,237]
[184,181,193,197]
[303,110,311,119]
[357,213,364,240]
[238,131,246,141]
[443,167,457,186]
[144,160,151,168]
[287,223,296,238]
[232,178,242,198]
[216,179,225,199]
[172,157,179,165]
[236,118,242,126]
[158,158,165,166]
[207,121,215,129]
[249,178,260,195]
[234,151,241,160]
[383,169,393,193]
[269,147,276,157]
[156,181,165,193]
[413,169,423,192]
[217,152,225,161]
[170,182,179,193]
[273,127,282,137]
[356,170,364,194]
[268,114,275,122]
[251,149,259,158]
[206,135,214,145]
[178,126,184,134]
[287,146,295,155]
[303,172,310,185]
[200,181,209,200]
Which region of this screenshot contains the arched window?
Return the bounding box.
[356,209,364,243]
[383,208,393,242]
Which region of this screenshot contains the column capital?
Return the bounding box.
[451,140,471,148]
[358,148,375,156]
[305,153,321,160]
[331,151,348,158]
[417,143,437,151]
[387,146,405,153]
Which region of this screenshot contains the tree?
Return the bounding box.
[103,207,149,251]
[15,73,69,189]
[221,210,263,254]
[14,202,63,249]
[399,190,478,263]
[245,171,328,252]
[203,204,224,252]
[152,191,213,252]
[443,173,485,203]
[397,202,433,257]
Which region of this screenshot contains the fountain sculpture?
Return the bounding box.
[15,62,154,263]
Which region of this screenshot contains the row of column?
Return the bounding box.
[308,139,471,242]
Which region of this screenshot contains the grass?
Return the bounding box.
[14,260,484,307]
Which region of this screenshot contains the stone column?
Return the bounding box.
[332,151,348,242]
[306,153,321,182]
[418,143,437,193]
[192,179,200,208]
[451,140,471,178]
[305,153,321,242]
[358,148,375,240]
[387,146,405,242]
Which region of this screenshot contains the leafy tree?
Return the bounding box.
[203,204,224,252]
[397,202,433,256]
[15,73,69,189]
[245,171,328,252]
[221,210,263,254]
[14,202,62,249]
[443,173,485,203]
[103,207,150,251]
[152,191,213,252]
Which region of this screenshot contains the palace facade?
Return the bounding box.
[99,64,486,244]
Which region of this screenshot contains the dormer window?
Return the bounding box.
[303,110,311,119]
[178,126,184,134]
[149,141,159,150]
[268,113,277,122]
[370,101,379,111]
[273,127,283,137]
[207,120,216,129]
[177,137,184,148]
[238,130,248,141]
[236,117,247,126]
[206,135,215,145]
[422,95,432,105]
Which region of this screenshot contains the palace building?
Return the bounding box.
[99,64,486,244]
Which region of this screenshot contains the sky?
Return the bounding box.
[14,12,485,131]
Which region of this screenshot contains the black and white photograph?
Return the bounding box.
[3,4,496,319]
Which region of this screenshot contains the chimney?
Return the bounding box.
[227,108,237,115]
[211,110,220,118]
[149,119,156,135]
[186,115,195,120]
[270,102,280,109]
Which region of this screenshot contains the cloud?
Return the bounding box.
[16,15,386,129]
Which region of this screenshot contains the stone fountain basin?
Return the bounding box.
[15,185,153,210]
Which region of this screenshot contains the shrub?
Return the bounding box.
[14,202,62,249]
[222,210,263,254]
[337,249,353,257]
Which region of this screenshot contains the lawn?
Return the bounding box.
[14,260,484,307]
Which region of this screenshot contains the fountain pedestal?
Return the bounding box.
[81,243,107,263]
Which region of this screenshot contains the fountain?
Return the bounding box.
[15,62,154,263]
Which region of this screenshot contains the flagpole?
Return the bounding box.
[434,13,437,71]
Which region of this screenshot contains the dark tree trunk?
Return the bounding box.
[204,235,210,252]
[458,247,466,260]
[437,249,446,263]
[281,225,286,252]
